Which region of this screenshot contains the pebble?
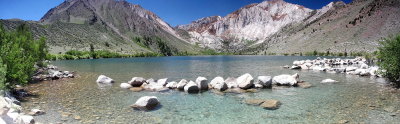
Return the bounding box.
[338,120,349,124]
[74,115,82,120]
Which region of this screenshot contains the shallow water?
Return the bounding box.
[23,56,400,123]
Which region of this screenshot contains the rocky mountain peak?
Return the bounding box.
[177,0,313,50]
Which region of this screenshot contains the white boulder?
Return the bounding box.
[177,79,188,90]
[272,73,299,86]
[120,83,132,89]
[184,81,199,93]
[131,96,160,110]
[225,77,238,88]
[166,81,178,89]
[96,75,114,84]
[129,77,146,87]
[209,77,228,91]
[196,77,208,90]
[237,73,254,89]
[257,76,272,88]
[157,78,168,86]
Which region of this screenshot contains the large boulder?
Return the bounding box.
[177,79,188,90]
[272,73,299,86]
[129,77,146,87]
[257,76,272,88]
[225,77,238,88]
[96,75,114,84]
[157,78,168,86]
[321,79,338,83]
[120,83,133,89]
[166,81,178,89]
[209,77,228,91]
[184,81,199,94]
[237,73,254,89]
[130,96,160,111]
[196,77,208,91]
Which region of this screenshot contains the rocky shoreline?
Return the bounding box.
[286,57,380,77]
[1,63,74,123]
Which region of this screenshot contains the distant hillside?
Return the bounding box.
[1,0,200,55]
[177,0,400,54]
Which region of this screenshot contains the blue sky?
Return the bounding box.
[0,0,351,26]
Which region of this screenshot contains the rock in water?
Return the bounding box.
[272,73,299,86]
[237,73,254,89]
[129,77,146,87]
[297,82,312,88]
[28,109,45,116]
[130,87,144,92]
[184,81,199,94]
[166,81,178,89]
[321,79,338,83]
[196,77,208,91]
[96,75,114,84]
[177,79,188,90]
[244,99,265,106]
[120,83,133,89]
[225,77,238,88]
[209,77,228,91]
[131,96,160,111]
[260,100,280,110]
[157,78,168,86]
[257,76,272,88]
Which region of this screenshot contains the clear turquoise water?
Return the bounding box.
[23,56,400,123]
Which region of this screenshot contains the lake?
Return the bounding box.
[22,56,400,123]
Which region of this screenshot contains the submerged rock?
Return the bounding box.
[272,73,299,86]
[196,77,208,91]
[96,75,114,84]
[244,99,265,106]
[321,79,338,83]
[129,77,146,87]
[237,73,254,89]
[297,82,312,88]
[129,87,144,92]
[209,77,228,91]
[184,81,199,94]
[28,109,45,116]
[260,100,280,110]
[131,96,160,111]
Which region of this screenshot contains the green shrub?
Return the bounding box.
[377,34,400,86]
[0,58,6,90]
[0,23,48,88]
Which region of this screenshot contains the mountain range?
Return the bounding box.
[1,0,399,55]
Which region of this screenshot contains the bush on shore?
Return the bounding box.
[377,34,400,87]
[0,23,48,89]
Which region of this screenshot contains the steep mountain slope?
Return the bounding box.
[256,0,400,54]
[177,0,313,52]
[2,0,199,54]
[178,0,400,54]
